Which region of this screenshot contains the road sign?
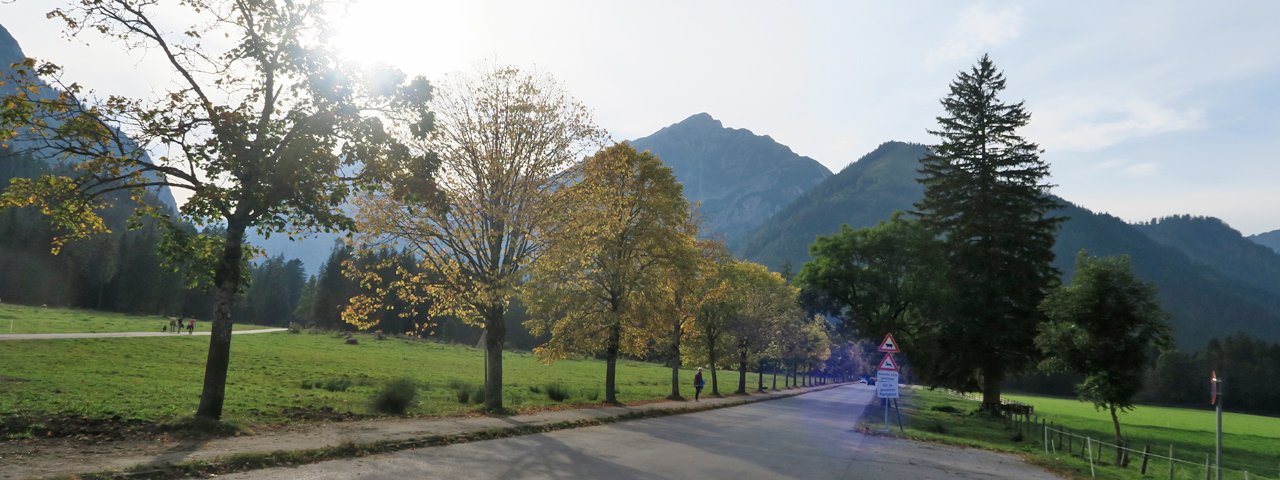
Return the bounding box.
[878,353,899,371]
[878,333,900,353]
[877,370,899,399]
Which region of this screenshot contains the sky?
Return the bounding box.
[2,1,1278,234]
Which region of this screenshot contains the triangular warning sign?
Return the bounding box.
[878,333,900,353]
[878,353,899,371]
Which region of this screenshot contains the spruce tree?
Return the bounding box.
[915,54,1064,412]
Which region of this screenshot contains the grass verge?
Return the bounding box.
[859,387,1280,480]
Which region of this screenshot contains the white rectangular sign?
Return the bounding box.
[877,371,899,399]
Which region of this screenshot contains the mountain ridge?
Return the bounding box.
[629,113,832,245]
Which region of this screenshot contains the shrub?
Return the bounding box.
[585,389,600,401]
[372,378,417,415]
[468,384,486,404]
[545,383,570,402]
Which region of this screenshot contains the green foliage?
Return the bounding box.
[544,383,570,402]
[914,54,1063,406]
[1037,251,1171,441]
[796,212,945,348]
[371,378,418,415]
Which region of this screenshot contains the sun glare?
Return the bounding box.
[328,1,479,79]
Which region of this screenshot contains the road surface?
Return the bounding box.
[0,328,287,341]
[214,384,1060,479]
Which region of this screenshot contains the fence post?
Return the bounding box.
[1168,445,1174,480]
[1087,437,1095,478]
[1204,454,1211,480]
[1043,420,1049,455]
[1068,428,1073,455]
[1141,444,1151,474]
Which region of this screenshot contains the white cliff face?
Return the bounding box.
[629,113,832,246]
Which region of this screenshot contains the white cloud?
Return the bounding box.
[1121,162,1158,177]
[927,3,1024,66]
[1029,97,1204,152]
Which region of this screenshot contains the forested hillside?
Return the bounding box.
[629,113,831,244]
[739,142,1280,348]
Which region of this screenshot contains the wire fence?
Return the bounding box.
[1043,425,1273,480]
[938,389,1277,480]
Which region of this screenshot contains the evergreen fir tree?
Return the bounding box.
[914,54,1064,412]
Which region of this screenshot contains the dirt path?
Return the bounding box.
[0,328,287,341]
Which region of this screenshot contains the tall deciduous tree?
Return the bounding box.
[914,54,1064,412]
[524,143,689,404]
[1037,251,1170,451]
[349,65,604,411]
[0,1,436,420]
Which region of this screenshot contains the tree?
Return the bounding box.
[724,261,793,395]
[0,1,436,420]
[524,143,690,404]
[796,212,945,355]
[348,65,604,411]
[914,54,1064,412]
[649,232,718,400]
[1037,252,1170,452]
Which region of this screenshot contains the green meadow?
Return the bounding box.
[874,388,1280,480]
[0,303,270,334]
[0,306,721,437]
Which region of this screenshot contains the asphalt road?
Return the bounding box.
[214,384,1060,480]
[0,328,287,341]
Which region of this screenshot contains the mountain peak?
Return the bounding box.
[0,24,26,65]
[674,112,723,129]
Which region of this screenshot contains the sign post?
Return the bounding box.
[877,333,902,431]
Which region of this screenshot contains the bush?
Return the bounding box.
[468,384,486,404]
[372,378,417,415]
[585,389,600,401]
[545,383,570,402]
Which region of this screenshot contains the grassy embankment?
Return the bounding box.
[0,305,738,438]
[864,387,1280,480]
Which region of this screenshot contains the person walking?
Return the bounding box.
[693,367,705,402]
[187,318,195,334]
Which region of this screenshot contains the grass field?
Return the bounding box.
[0,306,733,438]
[0,303,271,334]
[871,388,1280,480]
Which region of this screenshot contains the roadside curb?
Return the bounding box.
[68,383,848,480]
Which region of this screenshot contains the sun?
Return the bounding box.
[327,0,480,79]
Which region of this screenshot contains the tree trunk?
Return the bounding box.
[757,363,764,392]
[483,304,506,412]
[604,322,622,404]
[707,337,719,396]
[1109,402,1124,465]
[668,323,682,400]
[771,365,777,390]
[737,347,748,394]
[195,219,247,420]
[980,370,1003,414]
